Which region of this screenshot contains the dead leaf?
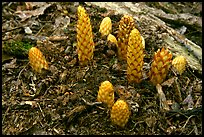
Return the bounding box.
[174,78,182,103]
[25,2,47,10]
[68,58,77,67]
[192,80,202,93]
[115,85,131,99]
[49,65,58,74]
[54,16,70,28]
[156,84,170,111]
[161,76,177,87]
[166,126,176,135]
[182,94,194,110]
[15,3,51,21]
[2,52,14,63]
[195,96,202,108]
[2,58,17,70]
[20,101,37,108]
[48,36,68,42]
[24,27,32,34]
[25,2,33,10]
[59,70,68,83]
[145,116,157,128]
[100,10,115,17]
[66,105,86,123]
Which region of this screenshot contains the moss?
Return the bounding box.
[3,40,33,58]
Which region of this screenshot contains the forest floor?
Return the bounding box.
[2,2,202,135]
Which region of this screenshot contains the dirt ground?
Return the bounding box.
[2,2,202,135]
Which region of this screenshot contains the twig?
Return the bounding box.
[2,107,10,124]
[35,24,46,37]
[187,128,195,135]
[96,106,106,110]
[2,25,27,34]
[39,121,44,128]
[16,62,29,92]
[81,98,102,106]
[186,66,198,79]
[180,115,195,134]
[67,105,87,123]
[37,102,45,118]
[53,123,60,129]
[166,107,202,118]
[130,120,145,131]
[17,62,29,80]
[191,118,198,135]
[53,128,60,134]
[43,85,52,97]
[174,77,182,103]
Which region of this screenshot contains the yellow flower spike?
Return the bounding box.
[127,28,144,83]
[117,15,135,60]
[76,6,95,65]
[149,47,172,85]
[97,81,114,108]
[107,34,118,46]
[111,99,130,128]
[99,17,112,37]
[172,55,187,75]
[28,47,48,73]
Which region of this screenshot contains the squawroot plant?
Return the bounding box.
[28,47,48,73]
[110,99,130,128]
[117,15,135,61]
[107,34,118,46]
[76,5,95,65]
[97,81,115,108]
[97,81,131,128]
[127,28,144,83]
[99,17,112,37]
[26,5,190,130]
[172,55,187,75]
[148,47,172,85]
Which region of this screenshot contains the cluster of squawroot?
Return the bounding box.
[27,5,188,128]
[97,81,130,128]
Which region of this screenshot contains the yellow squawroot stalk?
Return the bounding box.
[76,6,95,65]
[127,28,144,83]
[111,99,130,128]
[117,15,135,61]
[149,47,172,85]
[107,34,118,46]
[172,55,187,75]
[97,81,114,108]
[28,47,48,73]
[99,17,112,37]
